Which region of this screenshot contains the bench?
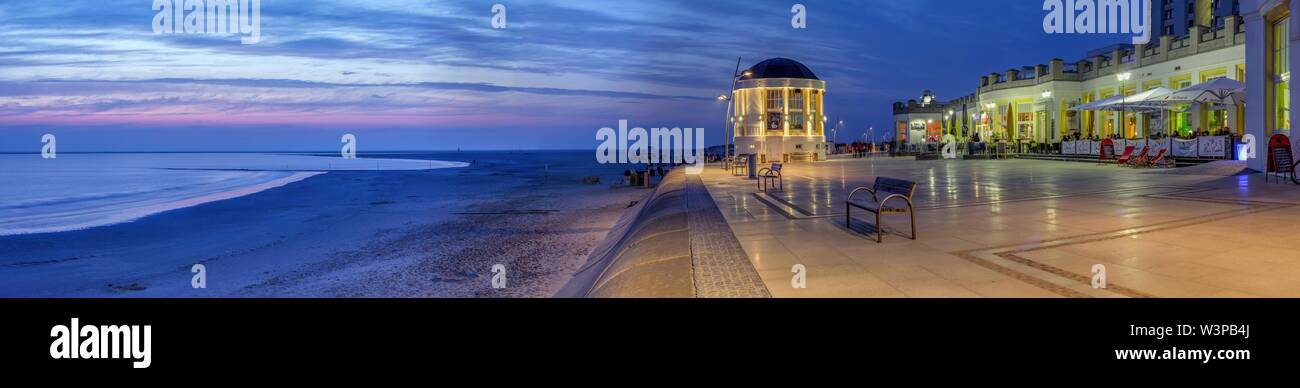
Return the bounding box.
[757,163,782,192]
[846,177,917,243]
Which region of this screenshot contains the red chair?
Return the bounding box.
[1143,149,1169,168]
[1127,146,1150,168]
[1114,145,1137,165]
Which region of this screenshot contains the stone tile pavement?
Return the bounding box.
[699,156,1300,298]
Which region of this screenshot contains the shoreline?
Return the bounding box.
[0,151,649,298]
[0,153,467,237]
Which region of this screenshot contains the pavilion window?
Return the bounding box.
[790,90,805,131]
[766,89,783,111]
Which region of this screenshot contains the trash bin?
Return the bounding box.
[747,154,757,179]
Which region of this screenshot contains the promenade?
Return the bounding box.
[699,156,1300,297]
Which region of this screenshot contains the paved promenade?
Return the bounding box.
[700,156,1300,297]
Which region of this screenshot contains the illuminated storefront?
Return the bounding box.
[975,16,1245,144]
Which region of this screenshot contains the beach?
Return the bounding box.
[0,151,648,297]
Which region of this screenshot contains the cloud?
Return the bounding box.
[0,0,1122,149]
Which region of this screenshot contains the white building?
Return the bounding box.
[731,58,827,163]
[974,21,1245,145]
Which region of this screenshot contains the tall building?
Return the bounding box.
[730,58,828,163]
[1154,0,1242,37]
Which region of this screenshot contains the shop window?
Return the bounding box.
[1275,16,1291,132]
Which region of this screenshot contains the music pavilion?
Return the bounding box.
[730,58,828,163]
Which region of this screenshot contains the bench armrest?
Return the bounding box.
[878,193,914,210]
[847,186,876,202]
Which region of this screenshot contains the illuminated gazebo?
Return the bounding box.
[731,58,827,163]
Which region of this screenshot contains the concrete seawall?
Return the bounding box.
[555,169,769,298]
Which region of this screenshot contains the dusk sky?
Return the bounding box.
[0,0,1131,152]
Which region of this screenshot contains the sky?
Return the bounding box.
[0,0,1135,152]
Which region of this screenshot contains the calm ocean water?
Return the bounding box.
[0,150,642,236]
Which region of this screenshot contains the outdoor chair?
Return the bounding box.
[846,177,917,243]
[757,163,783,192]
[1115,145,1137,165]
[1144,149,1171,168]
[1127,146,1150,168]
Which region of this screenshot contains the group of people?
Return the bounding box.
[1061,127,1237,141]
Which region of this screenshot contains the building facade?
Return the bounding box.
[1243,0,1297,172]
[731,58,828,162]
[892,91,979,146]
[971,4,1244,146]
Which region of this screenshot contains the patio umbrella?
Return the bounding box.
[1152,77,1246,107]
[1068,94,1126,111]
[1093,87,1173,112]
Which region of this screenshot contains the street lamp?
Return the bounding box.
[721,58,749,166]
[868,126,874,152]
[834,119,843,152]
[1117,72,1132,138]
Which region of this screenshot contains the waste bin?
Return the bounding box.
[747,154,757,179]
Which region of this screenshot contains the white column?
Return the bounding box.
[1244,5,1268,171]
[1291,0,1300,151]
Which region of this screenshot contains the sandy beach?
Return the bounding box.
[0,151,649,297]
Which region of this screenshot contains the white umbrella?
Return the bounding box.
[1094,87,1173,112]
[1153,77,1246,107]
[1069,94,1126,111]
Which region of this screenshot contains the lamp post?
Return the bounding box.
[834,119,842,154]
[721,57,750,167]
[1116,72,1131,138]
[868,126,874,153]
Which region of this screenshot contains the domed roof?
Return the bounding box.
[741,58,819,80]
